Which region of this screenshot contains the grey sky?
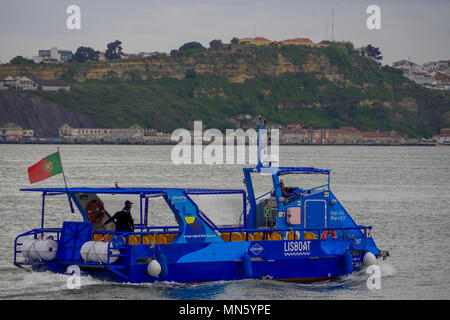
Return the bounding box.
[0,0,449,65]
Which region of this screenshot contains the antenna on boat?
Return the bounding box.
[57,147,75,213]
[257,115,267,169]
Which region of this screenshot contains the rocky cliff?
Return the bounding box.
[0,92,97,137]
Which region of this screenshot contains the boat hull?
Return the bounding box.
[23,238,365,284]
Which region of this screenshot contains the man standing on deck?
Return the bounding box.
[103,200,135,232]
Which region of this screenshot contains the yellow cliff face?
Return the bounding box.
[0,51,344,85]
[0,64,65,80]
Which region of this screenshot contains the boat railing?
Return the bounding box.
[301,184,329,194]
[218,225,372,241]
[14,228,62,266]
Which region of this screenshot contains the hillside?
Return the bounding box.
[0,92,97,137]
[1,41,449,137]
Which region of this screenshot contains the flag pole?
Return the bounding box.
[58,147,74,213]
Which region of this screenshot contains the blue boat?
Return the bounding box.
[14,121,389,284]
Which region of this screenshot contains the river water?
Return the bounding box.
[0,144,449,300]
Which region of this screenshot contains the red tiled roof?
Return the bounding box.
[328,127,359,134]
[253,37,271,41]
[342,127,359,133]
[281,38,313,43]
[435,75,450,81]
[281,129,304,134]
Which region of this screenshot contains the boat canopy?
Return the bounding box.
[276,167,330,176]
[19,187,244,195]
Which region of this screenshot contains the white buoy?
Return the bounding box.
[147,259,162,277]
[34,239,58,261]
[363,252,377,266]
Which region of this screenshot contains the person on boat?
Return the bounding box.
[103,200,135,232]
[280,181,300,198]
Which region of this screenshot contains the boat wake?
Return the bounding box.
[0,268,103,299]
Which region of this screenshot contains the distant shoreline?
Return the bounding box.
[0,141,440,147]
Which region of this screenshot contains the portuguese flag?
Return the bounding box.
[27,151,63,184]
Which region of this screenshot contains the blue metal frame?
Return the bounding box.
[14,119,385,283]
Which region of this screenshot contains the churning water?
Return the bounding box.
[0,144,449,299]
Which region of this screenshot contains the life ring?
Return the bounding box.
[86,200,105,223]
[321,229,337,240]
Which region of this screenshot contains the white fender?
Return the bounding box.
[363,252,377,266]
[147,259,161,277]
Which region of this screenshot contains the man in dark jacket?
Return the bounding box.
[103,200,135,232]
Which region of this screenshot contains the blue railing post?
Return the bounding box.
[41,192,46,229]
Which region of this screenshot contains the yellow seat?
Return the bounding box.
[304,232,317,240]
[142,234,155,244]
[156,234,167,244]
[128,235,140,245]
[220,232,230,242]
[103,234,112,242]
[231,233,242,241]
[253,232,264,241]
[287,232,299,240]
[165,233,176,243]
[93,234,102,241]
[245,233,254,241]
[269,233,282,241]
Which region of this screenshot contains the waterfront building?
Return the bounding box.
[59,124,145,142]
[36,79,70,92]
[0,123,34,138]
[280,129,306,144]
[0,76,37,91]
[327,127,362,144]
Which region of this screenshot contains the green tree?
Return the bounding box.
[170,49,180,57]
[185,68,196,78]
[178,42,206,55]
[209,39,223,50]
[367,44,382,61]
[230,37,239,44]
[105,40,123,60]
[9,56,34,65]
[71,46,99,63]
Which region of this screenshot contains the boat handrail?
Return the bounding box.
[14,228,62,266]
[301,184,330,194]
[218,225,372,240]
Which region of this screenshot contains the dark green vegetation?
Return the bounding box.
[9,56,34,65]
[37,42,450,137]
[71,46,100,63]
